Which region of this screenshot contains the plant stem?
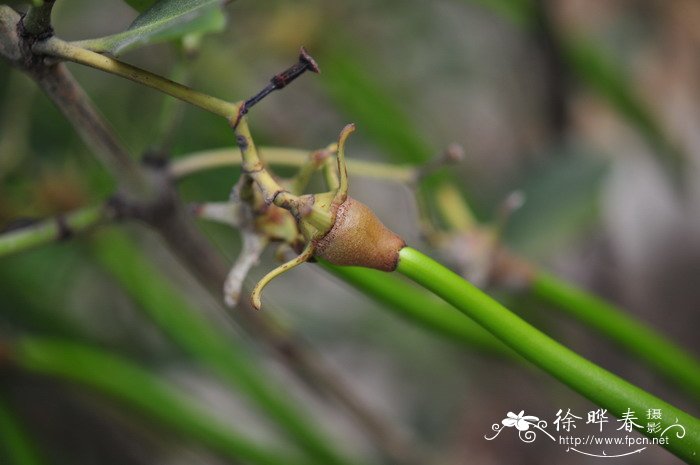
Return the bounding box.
[30,63,149,195]
[170,146,416,182]
[12,337,309,465]
[0,397,44,465]
[0,13,419,462]
[322,263,511,356]
[396,246,700,463]
[33,38,241,121]
[532,271,700,400]
[20,0,54,37]
[0,205,107,258]
[434,182,700,401]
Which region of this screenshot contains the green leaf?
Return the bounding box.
[0,398,45,465]
[14,338,302,465]
[74,0,226,55]
[90,229,353,465]
[320,44,433,164]
[122,0,157,12]
[464,0,684,182]
[561,38,684,178]
[504,151,607,257]
[467,0,534,27]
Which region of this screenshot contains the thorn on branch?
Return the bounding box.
[232,47,320,129]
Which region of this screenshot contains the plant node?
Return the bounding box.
[249,124,406,309]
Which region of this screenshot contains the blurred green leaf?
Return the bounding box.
[465,0,683,180]
[14,337,303,465]
[320,47,432,164]
[0,398,44,465]
[504,151,607,257]
[123,0,157,12]
[468,0,534,27]
[90,228,353,465]
[562,38,683,177]
[75,0,226,55]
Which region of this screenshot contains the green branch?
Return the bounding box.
[0,205,107,258]
[396,246,700,463]
[322,263,511,356]
[170,146,416,182]
[532,271,700,400]
[33,37,240,121]
[434,182,700,402]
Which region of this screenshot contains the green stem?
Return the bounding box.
[322,263,511,356]
[396,246,700,463]
[434,182,700,401]
[0,397,44,465]
[33,38,240,121]
[532,270,700,400]
[12,337,308,465]
[170,147,415,183]
[0,205,106,258]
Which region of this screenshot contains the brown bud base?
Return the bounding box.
[314,197,405,271]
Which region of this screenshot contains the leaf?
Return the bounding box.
[561,38,684,179]
[464,0,684,182]
[320,44,433,164]
[467,0,534,27]
[122,0,157,12]
[75,0,226,55]
[504,150,608,258]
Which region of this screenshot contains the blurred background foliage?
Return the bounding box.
[1,0,699,464]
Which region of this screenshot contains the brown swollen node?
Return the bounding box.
[314,197,405,271]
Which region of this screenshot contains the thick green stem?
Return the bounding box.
[0,205,106,258]
[322,263,511,356]
[396,246,700,463]
[532,270,700,401]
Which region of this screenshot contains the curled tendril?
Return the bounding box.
[484,423,504,440]
[519,429,537,443]
[660,421,686,439]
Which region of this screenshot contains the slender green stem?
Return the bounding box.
[91,229,356,465]
[532,270,700,400]
[396,246,700,463]
[33,38,241,121]
[12,337,309,465]
[0,205,106,258]
[0,398,44,465]
[170,146,416,183]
